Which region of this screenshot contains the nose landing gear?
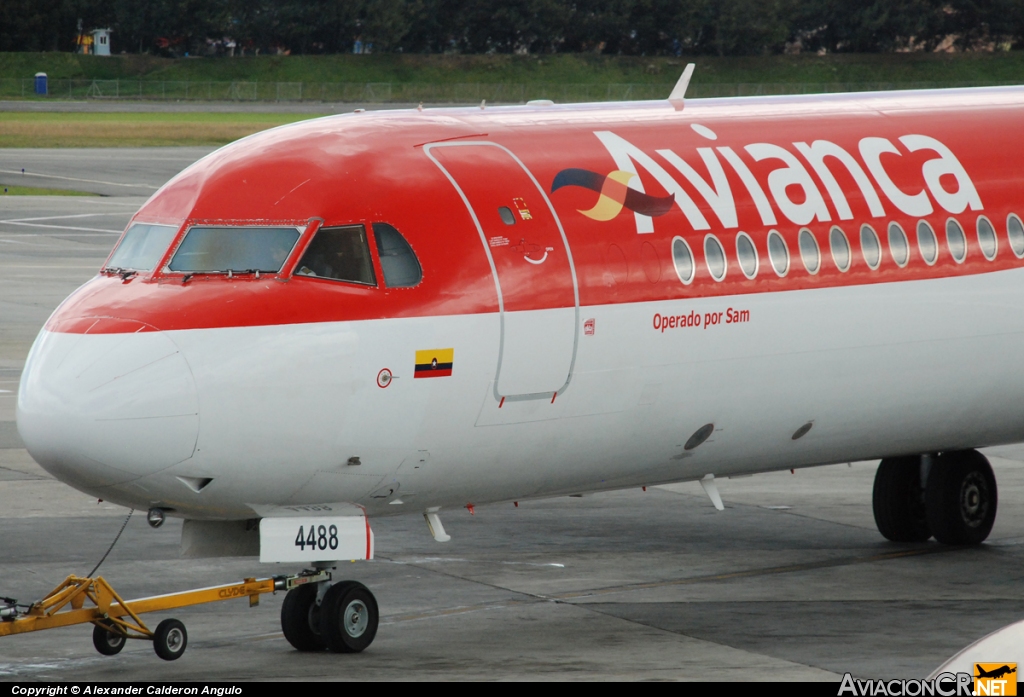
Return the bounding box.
[872,449,998,545]
[280,576,379,653]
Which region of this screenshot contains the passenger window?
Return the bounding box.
[916,220,938,266]
[671,236,694,284]
[704,234,727,282]
[373,223,422,288]
[888,222,910,268]
[1008,214,1024,258]
[767,230,789,277]
[798,228,820,274]
[498,207,516,225]
[830,226,851,272]
[169,226,300,273]
[295,225,376,285]
[861,224,881,270]
[976,216,998,261]
[106,223,178,272]
[946,218,967,263]
[735,232,758,279]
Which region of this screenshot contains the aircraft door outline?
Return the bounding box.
[425,141,580,402]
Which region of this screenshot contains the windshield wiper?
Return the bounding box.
[103,266,137,281]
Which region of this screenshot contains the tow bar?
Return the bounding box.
[0,569,331,660]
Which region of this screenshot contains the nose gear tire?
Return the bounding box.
[281,584,326,651]
[320,581,378,653]
[925,450,997,545]
[872,456,932,542]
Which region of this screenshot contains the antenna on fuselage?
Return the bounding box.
[668,63,695,111]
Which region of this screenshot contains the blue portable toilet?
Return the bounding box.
[34,73,47,96]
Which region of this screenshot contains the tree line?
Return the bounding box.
[3,0,1023,57]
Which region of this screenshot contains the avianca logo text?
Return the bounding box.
[559,126,982,234]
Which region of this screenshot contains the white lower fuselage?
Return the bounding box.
[18,265,1024,520]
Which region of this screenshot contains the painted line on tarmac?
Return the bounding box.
[363,547,949,626]
[3,213,122,222]
[0,169,159,190]
[544,548,944,601]
[0,221,121,233]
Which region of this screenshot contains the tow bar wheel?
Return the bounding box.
[92,624,126,656]
[153,618,188,661]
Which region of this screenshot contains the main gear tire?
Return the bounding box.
[925,450,997,545]
[872,456,931,542]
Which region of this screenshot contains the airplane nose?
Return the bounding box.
[17,319,199,491]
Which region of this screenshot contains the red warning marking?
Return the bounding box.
[498,396,505,408]
[466,503,475,515]
[551,392,557,404]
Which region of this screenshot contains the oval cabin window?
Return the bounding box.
[860,224,881,270]
[704,234,727,282]
[767,230,789,277]
[946,218,967,263]
[888,222,910,268]
[1008,214,1024,258]
[830,226,851,272]
[735,233,758,280]
[798,228,820,275]
[976,216,997,261]
[672,237,695,285]
[916,220,938,266]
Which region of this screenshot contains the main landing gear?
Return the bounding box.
[872,449,998,545]
[281,576,379,653]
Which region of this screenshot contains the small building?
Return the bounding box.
[91,28,112,56]
[76,28,113,55]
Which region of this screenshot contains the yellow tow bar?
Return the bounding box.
[0,569,330,660]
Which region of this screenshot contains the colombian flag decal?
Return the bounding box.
[415,348,454,378]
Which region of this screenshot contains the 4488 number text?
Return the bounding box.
[294,524,339,552]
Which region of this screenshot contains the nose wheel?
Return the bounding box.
[281,580,378,653]
[872,449,997,545]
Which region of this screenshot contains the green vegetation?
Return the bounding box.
[1,185,92,195]
[0,112,318,147]
[2,51,1024,88]
[4,0,1024,56]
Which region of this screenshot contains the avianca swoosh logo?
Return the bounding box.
[551,168,675,221]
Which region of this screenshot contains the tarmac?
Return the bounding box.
[1,148,1024,681]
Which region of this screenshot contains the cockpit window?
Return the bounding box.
[373,223,422,288]
[105,223,178,272]
[295,225,376,285]
[168,226,301,273]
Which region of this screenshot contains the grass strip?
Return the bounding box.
[0,112,325,147]
[0,185,93,196]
